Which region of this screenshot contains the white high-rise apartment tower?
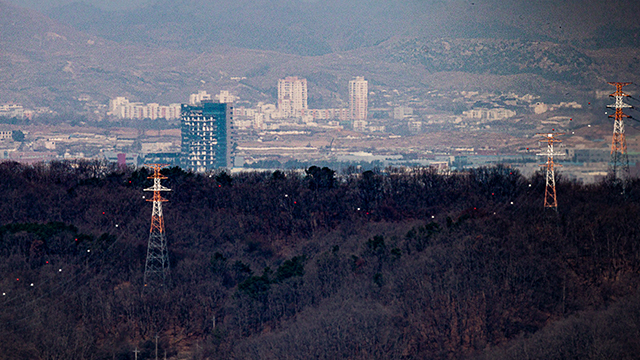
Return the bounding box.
[278,76,308,117]
[349,76,368,121]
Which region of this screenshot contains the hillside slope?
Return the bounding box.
[2,0,640,112]
[0,162,640,358]
[45,0,640,55]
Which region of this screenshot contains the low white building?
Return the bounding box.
[408,120,422,132]
[0,104,24,119]
[394,106,413,120]
[353,120,368,132]
[189,91,211,105]
[215,90,237,104]
[108,97,181,119]
[463,108,516,121]
[0,130,13,140]
[141,142,175,153]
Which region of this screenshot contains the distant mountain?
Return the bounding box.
[0,0,102,108]
[0,0,81,46]
[1,0,640,111]
[44,0,640,56]
[388,38,596,83]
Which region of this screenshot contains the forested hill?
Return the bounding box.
[1,161,640,359]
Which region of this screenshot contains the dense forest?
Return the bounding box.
[1,160,640,359]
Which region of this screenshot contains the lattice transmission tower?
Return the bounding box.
[607,82,633,182]
[537,132,564,210]
[143,164,171,287]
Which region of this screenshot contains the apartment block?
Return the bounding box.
[349,76,368,121]
[181,101,232,171]
[108,97,181,120]
[278,77,308,118]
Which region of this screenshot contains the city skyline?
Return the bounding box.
[0,0,639,180]
[2,1,640,357]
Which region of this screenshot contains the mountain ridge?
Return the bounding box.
[1,0,640,111]
[44,0,640,54]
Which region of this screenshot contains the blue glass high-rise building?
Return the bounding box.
[181,101,232,171]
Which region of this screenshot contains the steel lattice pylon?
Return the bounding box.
[143,164,171,287]
[537,132,564,210]
[607,82,632,182]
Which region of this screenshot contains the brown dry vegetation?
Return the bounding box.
[0,161,640,359]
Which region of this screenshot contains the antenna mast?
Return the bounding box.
[537,132,564,210]
[143,164,171,287]
[607,82,632,182]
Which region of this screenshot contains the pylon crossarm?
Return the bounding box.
[144,185,171,192]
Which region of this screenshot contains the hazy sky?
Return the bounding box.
[4,0,152,11]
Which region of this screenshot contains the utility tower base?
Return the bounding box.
[143,164,171,287]
[537,132,564,211]
[607,82,632,183]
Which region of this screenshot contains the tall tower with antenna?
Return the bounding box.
[607,82,633,182]
[143,164,171,286]
[537,132,564,210]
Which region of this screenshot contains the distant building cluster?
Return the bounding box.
[176,77,369,171]
[302,108,351,121]
[0,104,26,119]
[108,76,369,132]
[108,91,239,120]
[530,101,582,114]
[227,76,370,131]
[270,76,368,124]
[108,97,182,120]
[189,90,237,105]
[102,77,372,172]
[0,104,53,120]
[463,108,516,121]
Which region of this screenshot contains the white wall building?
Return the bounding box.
[0,130,13,140]
[108,97,129,117]
[408,120,423,133]
[353,119,368,132]
[108,97,181,119]
[215,90,237,104]
[253,113,264,129]
[278,77,308,118]
[393,106,413,120]
[303,108,350,121]
[349,76,368,121]
[0,104,25,119]
[189,91,211,105]
[463,108,516,121]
